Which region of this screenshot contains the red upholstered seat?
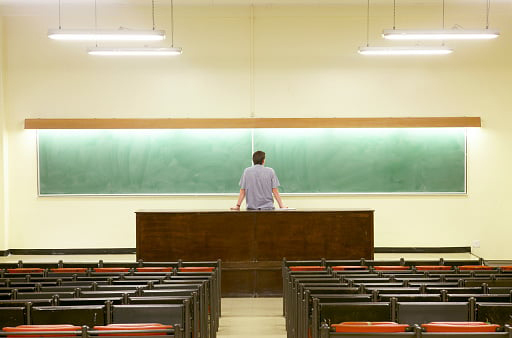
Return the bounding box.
[93,323,173,336]
[178,267,215,272]
[50,268,88,273]
[136,267,173,273]
[421,322,500,332]
[6,268,44,273]
[93,267,130,272]
[374,266,409,271]
[458,265,495,271]
[2,324,81,337]
[289,266,325,272]
[331,266,368,271]
[332,322,409,333]
[415,265,452,271]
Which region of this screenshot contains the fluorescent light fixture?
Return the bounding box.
[382,29,499,40]
[48,29,166,41]
[87,47,182,56]
[358,46,453,55]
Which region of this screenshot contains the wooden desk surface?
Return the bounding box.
[136,209,374,296]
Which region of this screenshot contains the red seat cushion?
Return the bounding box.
[93,324,173,336]
[458,265,495,271]
[422,322,500,332]
[3,325,81,337]
[331,266,368,271]
[50,268,88,273]
[178,267,215,272]
[289,266,325,271]
[6,268,44,273]
[93,268,131,272]
[136,267,173,272]
[416,266,452,271]
[374,266,409,271]
[332,322,409,333]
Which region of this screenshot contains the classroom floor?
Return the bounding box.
[0,252,487,337]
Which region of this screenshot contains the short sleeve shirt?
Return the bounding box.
[239,165,280,210]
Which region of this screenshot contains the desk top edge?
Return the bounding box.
[135,208,375,213]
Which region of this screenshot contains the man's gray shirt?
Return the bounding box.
[239,164,280,210]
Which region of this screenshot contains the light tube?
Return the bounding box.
[88,47,182,56]
[48,29,166,41]
[358,46,453,55]
[382,29,500,40]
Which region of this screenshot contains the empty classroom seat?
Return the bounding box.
[135,267,173,273]
[6,268,44,274]
[421,322,500,332]
[111,305,189,338]
[2,324,81,336]
[93,268,131,273]
[289,266,326,272]
[416,266,453,271]
[177,267,215,273]
[459,266,496,271]
[374,266,410,271]
[92,324,173,336]
[50,268,88,273]
[331,322,409,333]
[331,266,368,271]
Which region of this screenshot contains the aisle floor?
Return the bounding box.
[218,298,286,338]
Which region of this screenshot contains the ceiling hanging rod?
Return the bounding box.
[358,0,452,56]
[87,0,182,56]
[48,0,166,41]
[383,0,499,40]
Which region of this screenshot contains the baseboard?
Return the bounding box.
[4,247,470,256]
[8,248,136,255]
[374,247,471,254]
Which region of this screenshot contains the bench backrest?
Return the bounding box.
[31,305,106,326]
[396,302,469,325]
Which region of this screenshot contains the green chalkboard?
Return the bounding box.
[254,128,466,193]
[38,129,252,195]
[38,128,466,195]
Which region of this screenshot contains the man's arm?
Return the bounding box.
[272,188,287,209]
[231,189,246,210]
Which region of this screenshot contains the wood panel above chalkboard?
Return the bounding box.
[25,117,481,129]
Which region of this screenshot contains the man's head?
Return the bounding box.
[253,151,265,165]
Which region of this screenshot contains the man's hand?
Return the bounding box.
[230,205,240,211]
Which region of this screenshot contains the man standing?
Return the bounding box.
[231,150,286,210]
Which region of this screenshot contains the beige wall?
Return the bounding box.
[0,16,7,251]
[2,2,512,258]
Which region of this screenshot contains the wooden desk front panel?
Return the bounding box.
[136,210,374,296]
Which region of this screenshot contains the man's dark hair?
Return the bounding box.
[253,151,265,165]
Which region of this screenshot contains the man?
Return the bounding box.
[231,150,286,210]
